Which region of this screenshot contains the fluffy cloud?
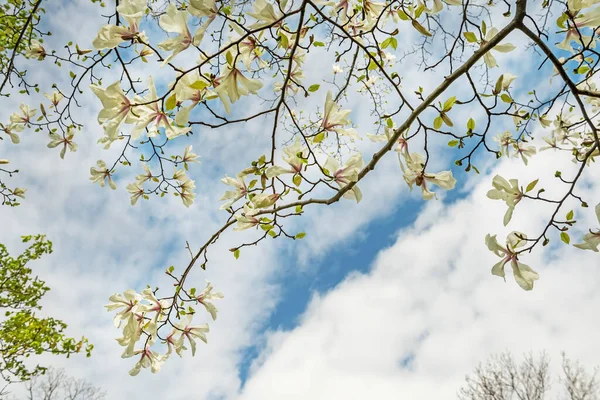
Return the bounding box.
[237,149,600,400]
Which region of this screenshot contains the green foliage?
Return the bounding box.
[0,235,92,384]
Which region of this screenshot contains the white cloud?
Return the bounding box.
[237,148,600,400]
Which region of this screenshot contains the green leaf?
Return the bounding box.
[295,205,303,213]
[313,41,325,47]
[463,31,478,43]
[467,117,475,131]
[412,19,432,37]
[560,232,570,244]
[313,132,325,143]
[566,210,574,220]
[226,51,233,67]
[165,94,177,111]
[442,96,456,112]
[190,80,209,90]
[448,140,459,147]
[268,230,277,237]
[386,118,393,128]
[295,232,306,239]
[500,93,513,103]
[293,174,302,186]
[233,249,240,259]
[308,84,320,92]
[168,266,174,273]
[525,179,538,193]
[434,116,443,130]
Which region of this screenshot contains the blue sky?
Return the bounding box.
[1,1,600,399]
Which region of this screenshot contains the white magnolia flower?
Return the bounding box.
[126,182,144,205]
[219,175,247,210]
[105,289,142,328]
[90,160,117,190]
[246,0,282,29]
[10,104,37,125]
[265,139,308,178]
[128,340,167,376]
[44,91,64,108]
[486,175,523,226]
[574,203,600,252]
[234,204,261,231]
[332,64,344,74]
[93,0,147,49]
[323,153,364,202]
[485,231,539,291]
[213,66,263,114]
[47,126,78,159]
[1,123,24,144]
[401,152,456,200]
[130,76,191,140]
[158,4,192,66]
[513,142,536,165]
[174,315,209,356]
[172,71,217,125]
[481,27,516,68]
[195,280,224,321]
[24,39,46,60]
[321,91,360,140]
[90,81,133,148]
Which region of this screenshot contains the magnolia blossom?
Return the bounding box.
[128,340,166,376]
[486,175,522,226]
[90,160,117,190]
[195,280,224,321]
[135,164,153,184]
[158,4,192,66]
[273,65,304,94]
[174,315,209,356]
[251,193,280,209]
[234,204,261,231]
[227,24,267,70]
[178,176,196,208]
[265,139,308,178]
[363,0,385,23]
[137,288,172,328]
[126,182,144,205]
[93,0,147,49]
[10,104,37,125]
[321,91,360,140]
[485,232,539,291]
[401,152,456,200]
[44,92,64,108]
[219,175,247,210]
[12,187,26,199]
[247,0,282,29]
[323,153,364,202]
[574,203,600,252]
[182,145,201,165]
[1,123,24,144]
[513,142,537,165]
[116,313,144,357]
[172,71,217,125]
[90,81,135,148]
[481,27,516,68]
[105,289,142,328]
[130,76,191,140]
[47,126,78,159]
[213,66,264,114]
[495,73,517,93]
[164,328,186,357]
[24,39,46,60]
[332,64,344,74]
[495,131,515,157]
[188,0,218,44]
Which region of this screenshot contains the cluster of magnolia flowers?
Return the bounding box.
[106,281,223,375]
